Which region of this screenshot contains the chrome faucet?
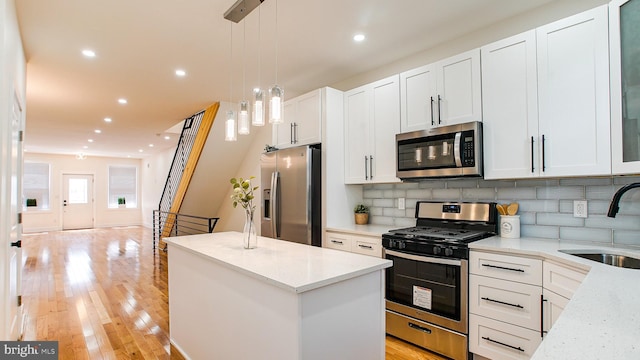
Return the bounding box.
[607,182,640,217]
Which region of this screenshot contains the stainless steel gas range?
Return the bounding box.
[382,201,498,360]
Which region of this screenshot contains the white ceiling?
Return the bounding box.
[15,0,555,159]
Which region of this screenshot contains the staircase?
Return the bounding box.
[157,102,219,248]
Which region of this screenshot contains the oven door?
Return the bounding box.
[384,249,468,334]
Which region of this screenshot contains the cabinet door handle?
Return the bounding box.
[331,240,344,245]
[542,134,546,172]
[290,123,294,144]
[408,322,432,334]
[481,297,524,309]
[369,155,373,179]
[364,156,369,180]
[481,263,525,272]
[430,96,435,126]
[358,244,373,249]
[531,136,535,173]
[437,95,442,124]
[293,123,298,144]
[482,337,525,352]
[540,295,548,338]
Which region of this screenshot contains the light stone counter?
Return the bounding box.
[326,224,393,237]
[164,231,392,293]
[470,236,640,360]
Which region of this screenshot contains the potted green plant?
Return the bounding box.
[354,204,369,225]
[117,197,126,208]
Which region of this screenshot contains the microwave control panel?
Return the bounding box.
[462,131,475,167]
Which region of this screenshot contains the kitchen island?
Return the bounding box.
[164,231,392,360]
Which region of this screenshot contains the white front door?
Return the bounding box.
[62,174,94,230]
[8,91,24,340]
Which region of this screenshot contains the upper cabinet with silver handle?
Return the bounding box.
[400,48,482,133]
[272,89,322,149]
[344,75,401,184]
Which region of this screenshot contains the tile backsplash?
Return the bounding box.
[363,176,640,248]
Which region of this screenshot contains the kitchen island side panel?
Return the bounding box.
[168,243,386,360]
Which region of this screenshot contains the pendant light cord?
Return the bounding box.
[229,22,233,104]
[275,0,278,84]
[242,20,246,99]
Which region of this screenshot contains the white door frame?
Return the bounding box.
[61,172,95,230]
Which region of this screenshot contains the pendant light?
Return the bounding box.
[252,6,265,127]
[225,22,237,142]
[269,0,284,124]
[238,20,250,135]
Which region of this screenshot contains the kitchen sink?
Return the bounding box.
[559,250,640,270]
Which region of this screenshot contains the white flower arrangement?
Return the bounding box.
[230,176,259,211]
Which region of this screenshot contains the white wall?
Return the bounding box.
[141,146,176,228]
[22,153,143,232]
[331,0,608,92]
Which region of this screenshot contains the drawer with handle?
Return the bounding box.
[470,274,542,330]
[470,314,542,360]
[470,251,542,286]
[325,233,352,252]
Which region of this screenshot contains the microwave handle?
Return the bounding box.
[454,132,462,167]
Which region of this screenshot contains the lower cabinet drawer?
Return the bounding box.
[351,237,382,257]
[470,274,542,331]
[470,314,543,360]
[324,233,352,252]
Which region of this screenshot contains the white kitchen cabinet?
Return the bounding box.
[482,6,610,179]
[324,230,382,258]
[481,31,539,180]
[470,250,588,360]
[344,75,401,184]
[536,5,611,177]
[542,288,569,333]
[399,48,482,132]
[272,89,321,149]
[469,314,543,360]
[610,0,640,174]
[470,251,543,360]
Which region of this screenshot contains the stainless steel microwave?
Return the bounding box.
[396,121,483,179]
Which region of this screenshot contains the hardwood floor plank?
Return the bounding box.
[22,227,449,359]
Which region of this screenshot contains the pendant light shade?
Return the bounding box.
[225,110,237,141]
[269,85,284,124]
[252,88,265,126]
[238,101,250,134]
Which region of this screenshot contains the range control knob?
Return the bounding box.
[433,246,442,255]
[388,239,396,248]
[398,241,406,250]
[444,247,454,256]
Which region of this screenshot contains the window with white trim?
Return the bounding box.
[23,162,50,210]
[108,166,137,208]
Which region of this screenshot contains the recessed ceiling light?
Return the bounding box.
[104,117,112,123]
[82,49,96,57]
[353,34,366,42]
[118,98,127,104]
[138,149,144,153]
[83,145,88,149]
[94,129,101,134]
[175,69,186,77]
[148,144,154,147]
[164,135,171,140]
[88,139,94,143]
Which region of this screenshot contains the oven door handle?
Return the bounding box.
[385,249,462,266]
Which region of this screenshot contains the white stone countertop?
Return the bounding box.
[470,236,640,360]
[326,224,394,237]
[164,231,392,294]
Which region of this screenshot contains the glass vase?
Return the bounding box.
[243,209,257,249]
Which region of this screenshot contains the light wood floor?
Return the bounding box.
[21,226,446,359]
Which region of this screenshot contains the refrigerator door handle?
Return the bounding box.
[270,171,280,238]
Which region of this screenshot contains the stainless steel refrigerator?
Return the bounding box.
[260,145,321,246]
